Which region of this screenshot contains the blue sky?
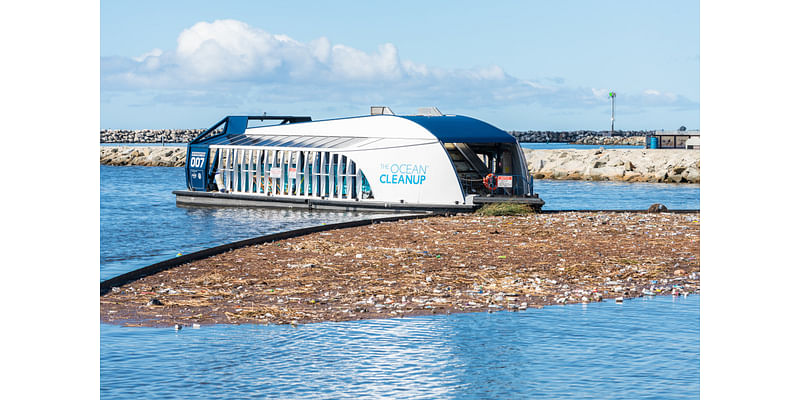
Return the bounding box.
[101,0,699,131]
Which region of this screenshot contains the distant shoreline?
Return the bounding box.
[100,145,699,184]
[99,129,649,146]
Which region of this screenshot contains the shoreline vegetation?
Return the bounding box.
[100,211,700,328]
[100,145,700,183]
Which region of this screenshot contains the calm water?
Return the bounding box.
[520,142,642,150]
[101,296,699,399]
[100,166,375,281]
[533,179,699,210]
[100,165,699,399]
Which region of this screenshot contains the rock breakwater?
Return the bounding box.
[100,129,206,143]
[100,146,699,183]
[572,136,644,146]
[100,146,187,167]
[524,148,699,183]
[509,130,651,143]
[101,129,647,146]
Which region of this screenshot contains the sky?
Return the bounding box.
[100,0,699,131]
[7,2,800,398]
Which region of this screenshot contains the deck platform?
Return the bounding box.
[174,190,544,213]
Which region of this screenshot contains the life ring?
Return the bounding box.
[483,173,497,190]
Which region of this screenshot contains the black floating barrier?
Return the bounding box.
[100,208,699,296]
[100,213,435,296]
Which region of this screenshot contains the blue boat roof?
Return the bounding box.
[192,114,516,147]
[398,115,516,143]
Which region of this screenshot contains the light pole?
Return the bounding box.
[609,91,616,135]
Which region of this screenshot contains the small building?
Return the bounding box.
[645,130,700,149]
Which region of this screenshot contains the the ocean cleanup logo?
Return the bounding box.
[379,163,428,185]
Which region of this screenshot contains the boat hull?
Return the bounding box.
[173,190,478,213]
[173,190,545,213]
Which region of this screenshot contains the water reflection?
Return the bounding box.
[100,165,375,280]
[100,296,699,399]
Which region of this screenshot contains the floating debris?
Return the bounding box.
[100,212,700,327]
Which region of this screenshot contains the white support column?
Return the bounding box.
[356,168,363,199]
[232,149,239,193]
[285,150,292,196]
[289,151,303,196]
[339,155,347,199]
[339,155,350,199]
[249,149,255,193]
[224,148,230,192]
[242,149,248,193]
[270,150,278,195]
[347,160,355,199]
[261,149,269,194]
[294,151,302,196]
[327,153,335,198]
[282,150,289,195]
[317,152,324,197]
[255,149,262,194]
[275,150,286,194]
[314,152,322,197]
[216,148,223,191]
[303,151,310,197]
[281,150,289,196]
[310,152,317,197]
[240,149,246,193]
[244,149,251,193]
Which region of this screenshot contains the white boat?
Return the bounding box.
[174,107,544,212]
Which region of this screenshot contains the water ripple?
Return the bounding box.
[101,296,699,399]
[101,166,700,399]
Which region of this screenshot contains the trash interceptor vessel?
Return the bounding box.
[174,107,544,212]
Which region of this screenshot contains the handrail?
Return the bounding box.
[190,115,313,145]
[459,173,534,197]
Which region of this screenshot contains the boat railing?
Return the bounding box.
[458,173,535,197]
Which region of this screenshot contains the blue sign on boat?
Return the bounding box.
[188,149,208,191]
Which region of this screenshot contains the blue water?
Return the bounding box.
[534,179,699,210]
[520,142,642,150]
[101,296,699,399]
[100,166,374,281]
[100,165,699,399]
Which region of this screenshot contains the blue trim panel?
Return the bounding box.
[398,115,515,143]
[224,116,249,135]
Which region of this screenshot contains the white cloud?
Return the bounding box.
[330,43,402,80]
[133,48,163,63]
[101,19,697,113]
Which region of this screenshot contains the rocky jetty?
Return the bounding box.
[100,146,187,167]
[524,148,700,183]
[572,136,644,146]
[100,146,699,183]
[100,129,207,143]
[508,130,651,143]
[101,129,649,146]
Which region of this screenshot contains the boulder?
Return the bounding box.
[624,160,635,171]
